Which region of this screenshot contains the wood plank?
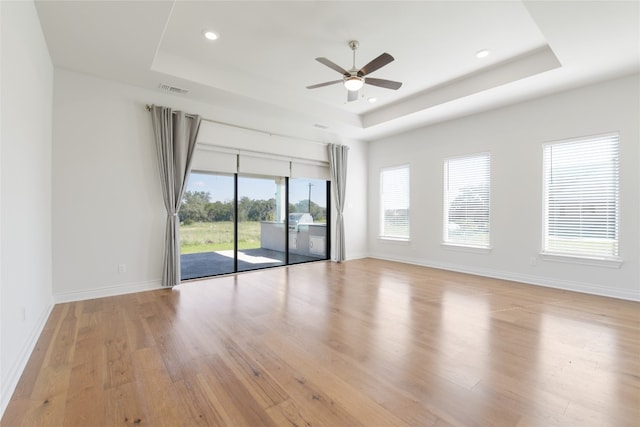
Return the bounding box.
[103,303,135,389]
[130,347,192,427]
[194,354,278,427]
[103,381,147,426]
[62,302,107,426]
[222,342,290,409]
[170,374,229,427]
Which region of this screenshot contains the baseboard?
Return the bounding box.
[368,253,640,302]
[346,252,368,261]
[53,279,163,303]
[1,300,54,417]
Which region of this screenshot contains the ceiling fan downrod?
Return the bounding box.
[349,40,359,71]
[344,40,364,93]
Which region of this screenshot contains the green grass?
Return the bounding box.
[180,221,262,254]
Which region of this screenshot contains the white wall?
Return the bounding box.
[368,74,640,301]
[52,69,368,301]
[1,0,54,413]
[52,71,166,300]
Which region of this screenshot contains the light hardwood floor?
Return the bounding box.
[2,258,639,426]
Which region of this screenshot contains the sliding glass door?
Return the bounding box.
[179,166,330,280]
[237,175,286,272]
[179,172,236,279]
[288,178,329,264]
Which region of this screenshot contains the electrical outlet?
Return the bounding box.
[118,263,127,273]
[529,256,537,266]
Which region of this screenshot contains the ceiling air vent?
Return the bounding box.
[158,83,189,94]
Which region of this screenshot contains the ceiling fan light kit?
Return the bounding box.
[307,40,402,102]
[344,76,364,91]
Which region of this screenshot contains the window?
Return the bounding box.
[380,165,410,239]
[543,133,619,259]
[443,153,490,248]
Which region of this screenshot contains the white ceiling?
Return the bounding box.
[35,1,640,142]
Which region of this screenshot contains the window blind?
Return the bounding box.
[543,133,619,258]
[443,153,490,247]
[238,155,291,177]
[290,161,330,180]
[190,147,238,174]
[380,165,410,239]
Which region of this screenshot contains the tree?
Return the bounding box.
[180,191,210,224]
[448,186,489,232]
[237,196,252,222]
[206,201,233,222]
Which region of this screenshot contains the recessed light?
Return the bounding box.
[368,97,377,103]
[203,31,219,41]
[475,49,490,59]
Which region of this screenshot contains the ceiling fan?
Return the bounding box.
[307,40,402,102]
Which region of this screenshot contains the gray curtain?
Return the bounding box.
[150,106,201,287]
[328,143,349,262]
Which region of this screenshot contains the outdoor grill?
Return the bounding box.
[289,213,313,232]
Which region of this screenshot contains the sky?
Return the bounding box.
[186,172,327,206]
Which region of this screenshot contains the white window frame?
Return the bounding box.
[442,152,491,250]
[379,165,410,241]
[541,133,621,267]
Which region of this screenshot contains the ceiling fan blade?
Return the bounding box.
[316,57,350,77]
[364,77,403,90]
[358,53,394,77]
[307,80,343,89]
[347,90,358,102]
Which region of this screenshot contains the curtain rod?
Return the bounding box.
[145,104,330,147]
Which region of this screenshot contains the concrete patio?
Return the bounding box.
[180,248,324,280]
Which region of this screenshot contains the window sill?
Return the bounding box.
[379,236,411,245]
[540,252,623,269]
[441,243,492,254]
